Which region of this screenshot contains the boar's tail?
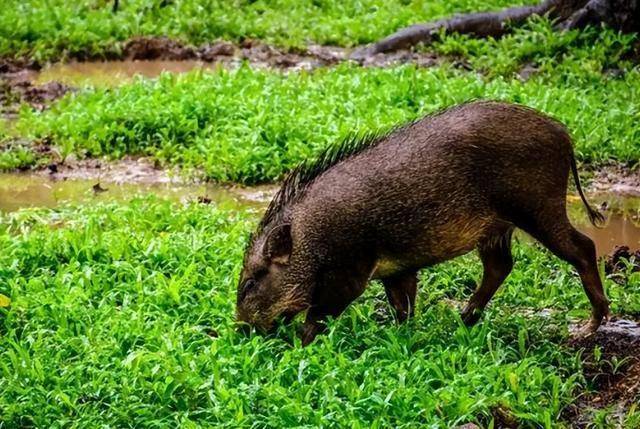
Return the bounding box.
[570,154,605,228]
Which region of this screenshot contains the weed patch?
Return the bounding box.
[0,199,639,426]
[9,64,640,183]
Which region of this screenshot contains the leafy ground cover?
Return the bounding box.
[5,60,639,183]
[0,198,638,427]
[432,18,638,77]
[0,0,529,62]
[1,1,639,427]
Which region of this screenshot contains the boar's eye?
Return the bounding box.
[240,279,257,300]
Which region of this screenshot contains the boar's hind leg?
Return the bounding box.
[382,271,418,323]
[461,227,514,326]
[525,216,610,332]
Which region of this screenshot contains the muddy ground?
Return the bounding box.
[40,156,185,185]
[0,37,447,117]
[0,71,71,115]
[0,36,444,75]
[565,319,640,427]
[588,163,640,198]
[604,245,640,279]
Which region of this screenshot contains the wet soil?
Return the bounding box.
[0,37,442,118]
[588,163,640,197]
[577,211,640,258]
[603,245,640,280]
[28,50,440,88]
[33,60,220,87]
[566,318,640,427]
[1,69,71,115]
[39,156,185,185]
[1,37,443,77]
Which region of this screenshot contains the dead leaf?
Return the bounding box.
[0,294,11,307]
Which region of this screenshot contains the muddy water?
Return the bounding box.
[0,172,275,213]
[568,195,640,256]
[580,215,640,256]
[33,60,221,87]
[0,172,638,256]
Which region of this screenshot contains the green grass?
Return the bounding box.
[1,198,638,427]
[0,121,39,171]
[9,63,640,183]
[0,0,528,62]
[0,146,37,171]
[432,18,638,78]
[2,2,639,427]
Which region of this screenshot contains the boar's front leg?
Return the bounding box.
[461,228,514,326]
[382,270,418,323]
[301,263,373,346]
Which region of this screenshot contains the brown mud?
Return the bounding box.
[588,163,640,197]
[0,37,443,77]
[1,69,71,115]
[603,245,640,280]
[0,37,444,117]
[27,50,440,88]
[578,211,640,258]
[40,156,185,185]
[565,318,640,428]
[33,60,220,87]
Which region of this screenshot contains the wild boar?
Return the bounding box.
[236,101,609,345]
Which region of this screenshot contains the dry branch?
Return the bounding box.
[351,0,639,59]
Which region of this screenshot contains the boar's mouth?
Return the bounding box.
[258,308,306,332]
[280,309,301,324]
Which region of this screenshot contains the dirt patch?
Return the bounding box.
[1,69,71,114]
[1,37,444,75]
[0,169,277,213]
[38,156,185,184]
[1,37,444,114]
[603,245,640,280]
[587,163,640,197]
[565,319,640,427]
[119,36,442,70]
[123,37,199,61]
[0,57,39,74]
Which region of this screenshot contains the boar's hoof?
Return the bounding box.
[575,314,609,339]
[461,306,483,327]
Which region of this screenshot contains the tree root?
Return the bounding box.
[351,0,639,60]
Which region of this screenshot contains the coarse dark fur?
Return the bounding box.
[236,100,609,346]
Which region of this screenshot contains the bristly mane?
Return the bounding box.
[255,101,500,233]
[257,127,399,232]
[252,99,560,238]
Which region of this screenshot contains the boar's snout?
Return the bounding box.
[235,306,274,334]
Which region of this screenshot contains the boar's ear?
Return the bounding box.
[264,224,292,264]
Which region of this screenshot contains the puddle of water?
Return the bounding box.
[569,195,640,256]
[34,60,222,87]
[0,172,637,256]
[0,172,275,213]
[516,198,640,257]
[580,214,640,257]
